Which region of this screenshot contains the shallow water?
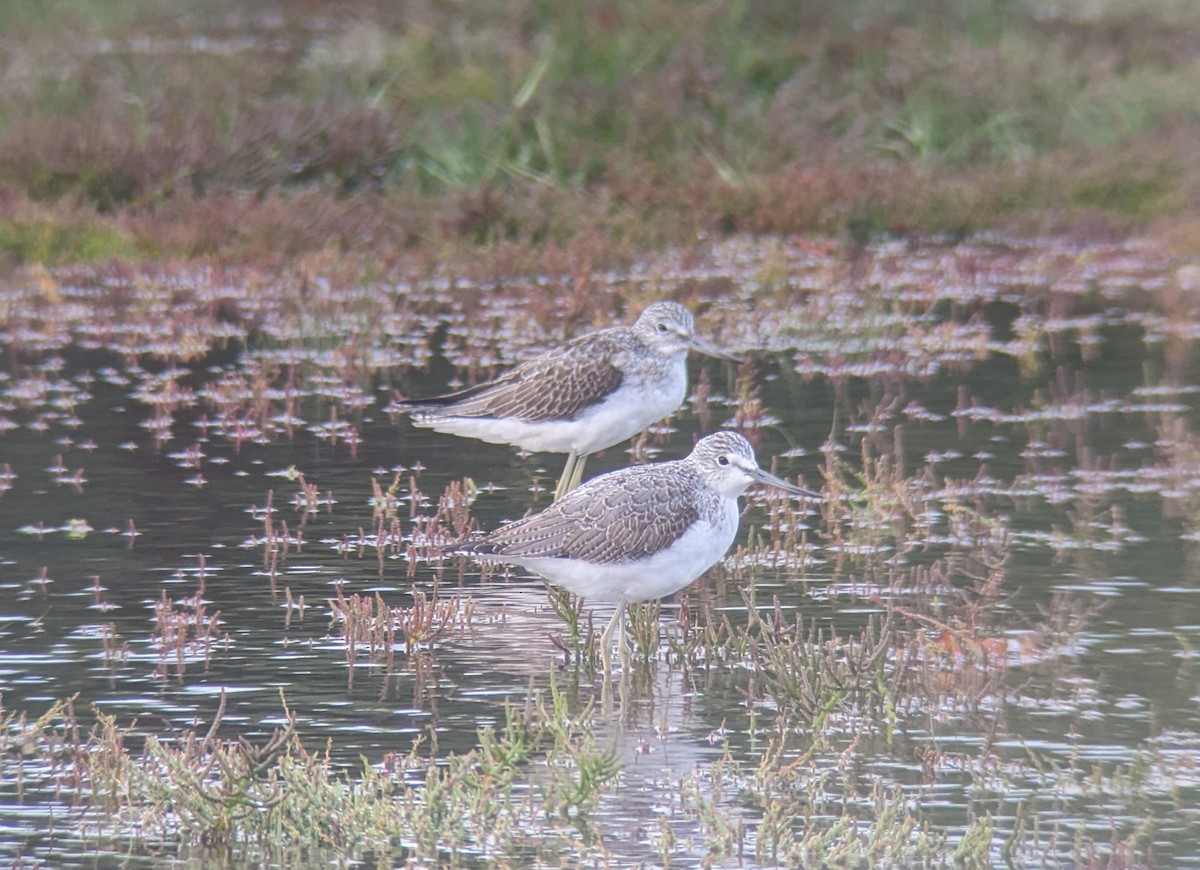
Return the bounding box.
[2,236,1200,865]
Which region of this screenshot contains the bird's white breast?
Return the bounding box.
[566,354,687,454]
[508,495,741,604]
[420,352,688,456]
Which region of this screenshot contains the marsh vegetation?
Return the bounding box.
[3,1,1200,867]
[2,235,1199,866]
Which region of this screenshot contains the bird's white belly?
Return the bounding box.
[567,367,686,454]
[509,501,740,604]
[419,414,590,454]
[418,360,687,456]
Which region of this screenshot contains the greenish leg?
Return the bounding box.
[554,451,579,501]
[567,453,588,492]
[597,602,625,673]
[617,611,631,672]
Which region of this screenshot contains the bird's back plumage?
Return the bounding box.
[405,330,636,424]
[462,460,712,564]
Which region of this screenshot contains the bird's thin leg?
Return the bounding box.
[597,602,625,672]
[554,452,578,501]
[567,453,588,492]
[617,609,631,672]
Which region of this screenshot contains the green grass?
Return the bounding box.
[2,0,1200,266]
[0,218,140,264]
[0,0,175,35]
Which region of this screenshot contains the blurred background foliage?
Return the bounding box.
[2,0,1199,265]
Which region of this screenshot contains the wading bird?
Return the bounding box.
[400,302,737,499]
[457,431,820,668]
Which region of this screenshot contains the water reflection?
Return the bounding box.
[2,237,1200,862]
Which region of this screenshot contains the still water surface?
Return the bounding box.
[2,237,1200,864]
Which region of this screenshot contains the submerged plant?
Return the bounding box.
[16,683,620,865]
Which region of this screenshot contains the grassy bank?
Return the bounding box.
[2,0,1200,269]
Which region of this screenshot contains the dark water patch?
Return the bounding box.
[1,236,1200,864]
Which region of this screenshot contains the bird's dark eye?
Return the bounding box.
[717,455,729,466]
[656,322,669,333]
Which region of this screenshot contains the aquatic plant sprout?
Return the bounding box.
[1,236,1199,864]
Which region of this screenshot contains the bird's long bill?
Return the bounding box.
[688,336,741,362]
[748,466,821,499]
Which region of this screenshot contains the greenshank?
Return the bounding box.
[457,431,819,667]
[401,302,736,499]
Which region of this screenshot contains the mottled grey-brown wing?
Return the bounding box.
[472,464,702,564]
[428,332,627,423]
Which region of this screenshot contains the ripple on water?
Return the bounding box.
[1,238,1200,863]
